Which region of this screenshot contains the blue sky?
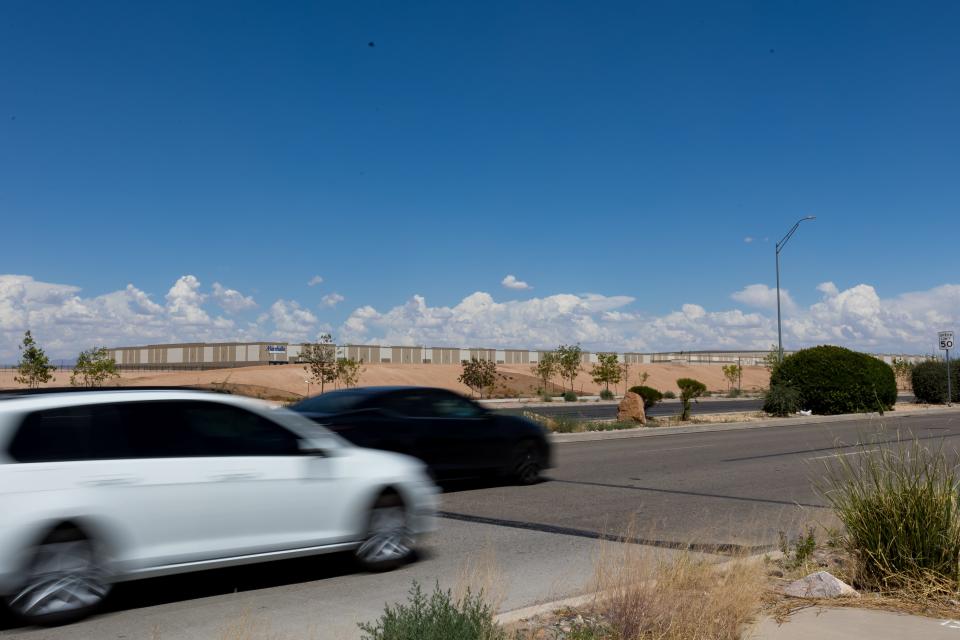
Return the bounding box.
[1,1,958,357]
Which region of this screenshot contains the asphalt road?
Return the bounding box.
[3,409,955,639]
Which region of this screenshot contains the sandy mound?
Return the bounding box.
[1,362,769,398]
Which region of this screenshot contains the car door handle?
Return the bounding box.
[209,472,261,482]
[80,475,141,486]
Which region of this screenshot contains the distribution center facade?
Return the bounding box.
[106,342,833,371]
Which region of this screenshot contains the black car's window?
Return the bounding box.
[428,392,485,419]
[377,392,435,418]
[377,391,484,419]
[295,391,366,414]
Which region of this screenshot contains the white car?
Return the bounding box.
[0,390,438,626]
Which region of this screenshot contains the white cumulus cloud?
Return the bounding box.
[731,284,795,311]
[307,275,324,287]
[212,282,257,314]
[501,275,532,290]
[321,293,345,308]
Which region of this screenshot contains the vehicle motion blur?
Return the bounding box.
[291,386,552,484]
[0,390,437,626]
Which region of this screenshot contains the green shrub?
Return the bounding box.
[763,383,801,417]
[550,416,581,433]
[726,388,742,398]
[769,345,896,415]
[818,440,960,591]
[911,360,960,404]
[677,378,706,421]
[628,385,663,410]
[663,390,676,399]
[599,388,615,400]
[563,391,578,402]
[358,582,507,640]
[540,394,553,402]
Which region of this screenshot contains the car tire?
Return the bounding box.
[512,440,543,485]
[4,527,111,626]
[355,492,414,572]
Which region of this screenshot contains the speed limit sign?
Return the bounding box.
[941,331,955,351]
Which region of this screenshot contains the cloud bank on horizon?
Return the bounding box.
[0,274,956,360]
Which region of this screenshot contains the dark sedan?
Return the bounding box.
[290,386,551,484]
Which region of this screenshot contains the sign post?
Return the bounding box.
[940,331,955,406]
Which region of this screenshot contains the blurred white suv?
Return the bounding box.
[0,390,437,626]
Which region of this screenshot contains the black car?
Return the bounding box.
[290,386,551,484]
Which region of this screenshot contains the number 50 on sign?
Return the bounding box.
[941,331,955,351]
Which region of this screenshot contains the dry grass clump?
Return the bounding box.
[587,542,764,639]
[817,438,960,594]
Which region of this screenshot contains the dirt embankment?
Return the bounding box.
[1,363,769,399]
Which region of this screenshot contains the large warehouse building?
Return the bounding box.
[105,342,873,371]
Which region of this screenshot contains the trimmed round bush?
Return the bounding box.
[599,389,615,400]
[662,390,676,399]
[628,385,663,410]
[911,360,960,404]
[562,391,577,402]
[769,345,896,415]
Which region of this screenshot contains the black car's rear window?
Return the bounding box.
[294,391,366,414]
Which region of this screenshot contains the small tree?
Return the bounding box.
[556,344,583,393]
[531,352,558,395]
[459,357,497,398]
[71,346,119,387]
[302,333,337,394]
[677,377,706,421]
[591,353,622,394]
[722,363,742,391]
[14,331,55,389]
[335,357,364,389]
[762,344,780,374]
[890,357,913,390]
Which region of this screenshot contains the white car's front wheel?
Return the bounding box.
[5,527,110,626]
[355,493,414,572]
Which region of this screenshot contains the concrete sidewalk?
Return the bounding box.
[750,607,960,639]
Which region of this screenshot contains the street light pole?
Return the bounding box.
[775,216,816,363]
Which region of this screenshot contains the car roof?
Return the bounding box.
[320,386,449,395]
[0,389,272,414]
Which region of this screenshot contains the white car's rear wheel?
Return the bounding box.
[356,493,414,571]
[5,528,110,626]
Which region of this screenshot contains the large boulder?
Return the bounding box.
[617,391,646,424]
[784,571,859,599]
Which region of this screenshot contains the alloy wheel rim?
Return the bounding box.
[357,506,411,564]
[8,541,108,619]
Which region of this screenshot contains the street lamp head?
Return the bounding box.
[802,215,816,221]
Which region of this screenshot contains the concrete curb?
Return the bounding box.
[549,406,960,444]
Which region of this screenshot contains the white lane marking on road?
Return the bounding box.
[940,619,960,629]
[807,449,880,461]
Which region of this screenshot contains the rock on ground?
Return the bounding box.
[784,571,859,599]
[617,391,646,424]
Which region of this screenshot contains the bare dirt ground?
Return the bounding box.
[0,363,770,399]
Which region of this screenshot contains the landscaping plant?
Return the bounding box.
[769,345,896,415]
[818,439,960,592]
[358,582,507,640]
[676,378,706,421]
[628,385,663,410]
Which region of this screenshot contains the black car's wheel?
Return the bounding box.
[5,527,110,626]
[355,492,414,572]
[512,440,543,485]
